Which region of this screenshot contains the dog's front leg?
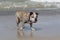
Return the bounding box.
[30,23,35,31]
[20,22,25,30]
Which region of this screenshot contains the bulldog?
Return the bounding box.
[16,10,38,31]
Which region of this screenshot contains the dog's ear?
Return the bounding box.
[36,13,38,15]
[30,12,33,16]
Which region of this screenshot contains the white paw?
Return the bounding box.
[20,27,23,30]
[31,28,36,31]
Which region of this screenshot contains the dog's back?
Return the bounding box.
[16,10,29,22]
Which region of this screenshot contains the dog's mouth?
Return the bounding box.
[33,21,37,23]
[30,20,37,23]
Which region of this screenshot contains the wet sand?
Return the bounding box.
[0,9,60,40]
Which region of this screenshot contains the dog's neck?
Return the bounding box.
[28,13,32,23]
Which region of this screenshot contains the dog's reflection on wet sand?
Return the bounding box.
[16,30,34,40]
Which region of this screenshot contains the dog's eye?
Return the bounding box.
[32,16,34,18]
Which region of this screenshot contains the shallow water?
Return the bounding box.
[0,9,60,40]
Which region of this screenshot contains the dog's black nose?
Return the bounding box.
[35,18,37,22]
[34,18,37,23]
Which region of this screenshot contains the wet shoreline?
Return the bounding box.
[0,9,60,40]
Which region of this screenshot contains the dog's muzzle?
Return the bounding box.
[30,18,37,23]
[33,18,37,23]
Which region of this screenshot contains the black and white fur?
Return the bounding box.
[16,11,38,31]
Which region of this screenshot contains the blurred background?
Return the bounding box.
[0,0,60,11]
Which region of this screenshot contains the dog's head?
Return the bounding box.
[29,12,38,23]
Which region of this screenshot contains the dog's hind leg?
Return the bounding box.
[16,17,20,30]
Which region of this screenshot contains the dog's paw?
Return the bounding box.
[31,28,36,31]
[20,27,23,30]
